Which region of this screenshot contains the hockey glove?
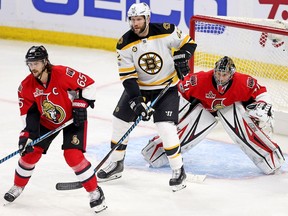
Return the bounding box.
[173,50,191,80]
[246,101,273,123]
[18,131,34,157]
[72,99,89,126]
[129,96,154,121]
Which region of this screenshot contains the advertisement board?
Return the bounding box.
[0,0,287,39]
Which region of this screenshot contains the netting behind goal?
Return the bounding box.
[189,15,288,112]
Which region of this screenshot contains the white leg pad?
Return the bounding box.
[142,103,217,168]
[177,103,217,153]
[218,102,285,174]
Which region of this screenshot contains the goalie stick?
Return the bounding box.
[0,119,73,164]
[56,79,174,191]
[186,174,207,183]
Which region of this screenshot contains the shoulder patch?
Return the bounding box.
[118,37,123,46]
[66,68,75,77]
[247,77,255,88]
[190,75,197,86]
[163,23,171,30]
[18,83,23,93]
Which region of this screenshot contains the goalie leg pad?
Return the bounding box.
[177,103,217,153]
[141,136,168,168]
[217,102,285,174]
[141,103,217,168]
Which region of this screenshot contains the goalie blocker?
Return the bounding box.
[142,101,284,174]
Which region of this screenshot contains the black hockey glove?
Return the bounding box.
[129,96,154,121]
[72,99,89,126]
[173,50,191,80]
[18,131,34,157]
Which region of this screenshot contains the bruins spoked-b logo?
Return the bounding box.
[138,52,163,75]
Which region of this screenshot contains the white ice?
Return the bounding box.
[0,39,288,216]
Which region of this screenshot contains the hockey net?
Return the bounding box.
[190,15,288,112]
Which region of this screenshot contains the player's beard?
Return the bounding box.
[30,66,46,80]
[132,21,148,36]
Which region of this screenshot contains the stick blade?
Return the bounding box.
[186,174,207,183]
[56,181,83,190]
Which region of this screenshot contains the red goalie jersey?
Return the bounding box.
[18,65,95,130]
[178,70,268,112]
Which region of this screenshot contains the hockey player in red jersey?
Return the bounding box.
[96,2,197,192]
[4,45,107,213]
[179,56,269,111]
[142,56,284,175]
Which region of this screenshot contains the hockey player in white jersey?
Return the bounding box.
[142,56,285,175]
[97,2,197,191]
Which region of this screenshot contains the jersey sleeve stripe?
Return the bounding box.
[179,35,195,48]
[119,66,135,73]
[137,72,178,87]
[120,73,138,81]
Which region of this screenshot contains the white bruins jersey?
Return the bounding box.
[116,23,196,90]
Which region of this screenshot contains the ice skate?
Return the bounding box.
[169,166,186,192]
[90,186,107,213]
[97,159,124,182]
[4,185,24,202]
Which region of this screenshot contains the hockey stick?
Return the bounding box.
[186,174,207,183]
[56,79,174,190]
[0,119,73,164]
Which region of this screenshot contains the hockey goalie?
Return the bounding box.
[142,56,285,175]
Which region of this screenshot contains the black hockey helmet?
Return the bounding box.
[25,45,48,62]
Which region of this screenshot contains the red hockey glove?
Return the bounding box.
[72,99,89,126]
[18,131,34,156]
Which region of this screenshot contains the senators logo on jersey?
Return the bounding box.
[41,94,65,124]
[211,98,226,111]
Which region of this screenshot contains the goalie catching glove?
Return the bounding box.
[246,101,273,123]
[18,131,34,156]
[129,96,154,121]
[173,50,191,80]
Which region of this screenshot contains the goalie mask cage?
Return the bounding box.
[189,15,288,114]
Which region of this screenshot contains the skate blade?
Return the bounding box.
[93,203,108,213]
[97,173,122,183]
[171,181,187,192]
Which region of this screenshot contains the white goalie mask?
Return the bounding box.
[127,3,151,30]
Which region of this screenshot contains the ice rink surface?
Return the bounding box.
[0,39,288,216]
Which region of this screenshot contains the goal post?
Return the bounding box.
[189,15,288,135]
